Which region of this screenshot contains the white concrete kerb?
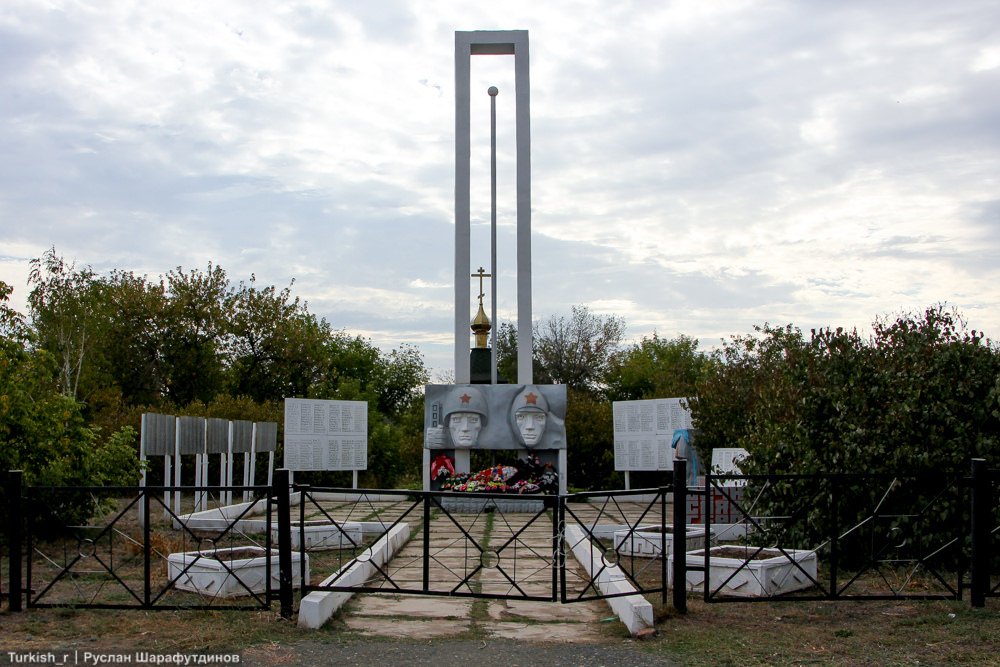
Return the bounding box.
[298,523,412,629]
[563,523,654,635]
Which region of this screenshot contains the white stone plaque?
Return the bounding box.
[613,398,693,471]
[283,398,368,471]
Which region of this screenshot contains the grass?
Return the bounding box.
[642,596,1000,666]
[3,594,998,665]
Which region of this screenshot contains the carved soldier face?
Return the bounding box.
[515,411,547,447]
[448,412,483,447]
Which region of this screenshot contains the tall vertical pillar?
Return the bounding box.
[454,30,532,384]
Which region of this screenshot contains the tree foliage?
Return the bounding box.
[159,263,230,405]
[27,248,105,401]
[2,281,143,529]
[224,276,329,402]
[534,306,625,392]
[16,250,431,493]
[495,307,626,392]
[689,307,1000,557]
[691,307,1000,475]
[564,387,620,490]
[605,333,706,402]
[99,270,168,407]
[16,245,1000,510]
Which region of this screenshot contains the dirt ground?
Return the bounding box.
[2,594,998,666]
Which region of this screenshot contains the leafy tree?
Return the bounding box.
[18,253,433,493]
[564,387,620,490]
[0,280,25,339]
[494,320,534,383]
[392,394,427,486]
[533,306,625,392]
[371,344,428,417]
[605,333,707,401]
[310,332,384,403]
[692,309,1000,476]
[27,248,107,401]
[1,284,142,529]
[689,307,1000,560]
[98,270,168,407]
[160,263,229,405]
[308,333,427,412]
[224,276,330,402]
[689,323,807,464]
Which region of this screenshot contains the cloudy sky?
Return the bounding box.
[2,0,998,376]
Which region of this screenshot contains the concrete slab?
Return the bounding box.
[342,617,469,639]
[482,622,608,643]
[352,595,475,619]
[485,599,607,623]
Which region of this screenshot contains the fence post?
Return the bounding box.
[672,459,687,614]
[971,458,988,608]
[703,471,712,602]
[274,468,293,619]
[829,476,839,601]
[6,470,23,612]
[550,494,559,602]
[558,492,567,603]
[422,492,431,593]
[143,486,151,608]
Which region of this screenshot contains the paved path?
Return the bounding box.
[299,496,669,643]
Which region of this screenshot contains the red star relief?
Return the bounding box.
[459,393,471,404]
[524,392,538,405]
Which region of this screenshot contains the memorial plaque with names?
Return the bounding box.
[205,418,229,454]
[141,413,176,456]
[283,398,368,471]
[613,398,693,471]
[254,421,278,452]
[176,416,206,455]
[231,420,254,453]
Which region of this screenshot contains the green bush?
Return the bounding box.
[690,306,1000,564]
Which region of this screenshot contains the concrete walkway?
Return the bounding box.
[303,497,666,641]
[342,592,618,642]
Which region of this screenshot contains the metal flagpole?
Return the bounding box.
[489,85,499,384]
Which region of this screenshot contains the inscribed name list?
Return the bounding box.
[284,398,368,471]
[612,398,693,471]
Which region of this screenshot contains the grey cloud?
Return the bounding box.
[2,1,1000,378]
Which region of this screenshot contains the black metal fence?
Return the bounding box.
[689,459,998,607]
[3,467,680,616]
[4,459,998,616]
[4,469,280,612]
[971,460,1000,605]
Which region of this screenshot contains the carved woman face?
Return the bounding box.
[448,412,483,447]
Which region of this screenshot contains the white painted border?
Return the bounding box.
[298,523,412,629]
[563,524,653,635]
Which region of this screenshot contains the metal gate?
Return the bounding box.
[295,487,560,601]
[295,484,678,606]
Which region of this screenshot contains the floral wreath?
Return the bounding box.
[431,454,456,481]
[434,454,558,495]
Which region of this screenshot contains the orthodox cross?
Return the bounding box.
[471,266,492,305]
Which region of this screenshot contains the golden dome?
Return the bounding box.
[471,302,491,348]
